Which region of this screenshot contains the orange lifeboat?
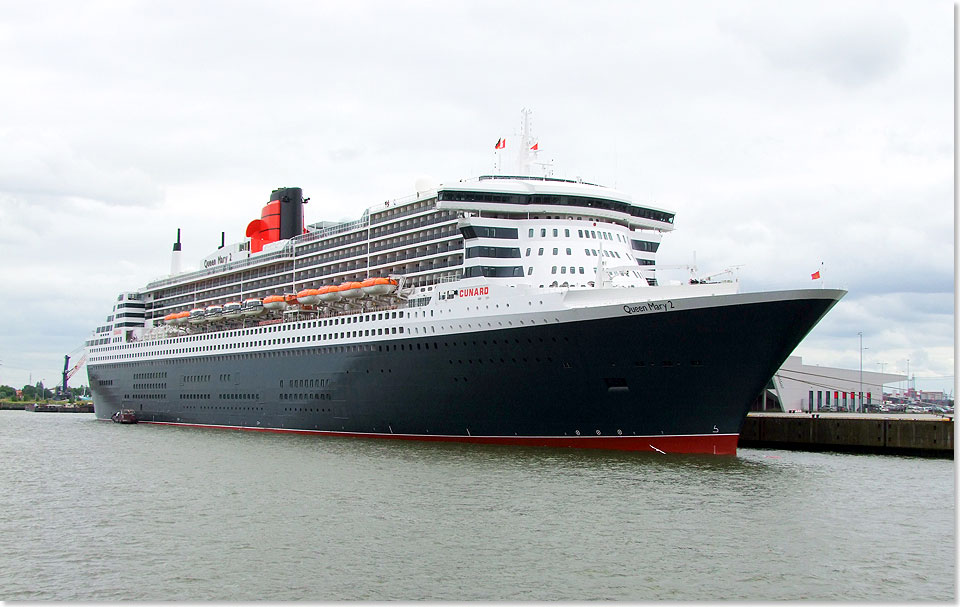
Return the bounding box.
[361,277,399,296]
[317,285,341,303]
[263,295,287,311]
[296,288,322,306]
[284,293,299,307]
[163,313,178,324]
[338,281,364,299]
[175,311,191,325]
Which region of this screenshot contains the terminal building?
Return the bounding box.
[753,355,907,412]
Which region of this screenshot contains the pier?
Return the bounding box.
[740,412,953,458]
[9,402,95,413]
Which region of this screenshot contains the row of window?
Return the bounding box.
[133,372,167,379]
[529,227,627,243]
[461,226,519,240]
[465,246,521,259]
[283,378,330,388]
[94,312,409,356]
[151,219,458,311]
[630,239,660,253]
[438,190,675,223]
[526,247,627,260]
[280,393,332,401]
[132,383,166,390]
[462,266,525,278]
[90,324,410,363]
[809,390,872,409]
[369,197,436,225]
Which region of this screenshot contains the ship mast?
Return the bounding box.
[516,108,535,176]
[514,108,551,177]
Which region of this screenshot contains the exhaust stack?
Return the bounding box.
[245,187,308,253]
[170,228,182,275]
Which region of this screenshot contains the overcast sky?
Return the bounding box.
[0,0,953,394]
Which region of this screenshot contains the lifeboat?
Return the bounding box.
[338,281,364,299]
[296,288,322,306]
[174,311,191,325]
[361,277,399,296]
[284,293,300,307]
[205,305,223,321]
[263,295,287,311]
[241,298,264,316]
[163,313,178,325]
[317,285,342,303]
[222,302,242,318]
[188,308,206,324]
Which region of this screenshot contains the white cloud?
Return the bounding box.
[0,0,951,394]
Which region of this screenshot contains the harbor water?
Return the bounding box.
[0,410,953,601]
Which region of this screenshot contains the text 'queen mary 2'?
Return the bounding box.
[85,149,843,457]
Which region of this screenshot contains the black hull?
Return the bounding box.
[89,291,840,454]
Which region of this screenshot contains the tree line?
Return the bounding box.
[0,384,90,401]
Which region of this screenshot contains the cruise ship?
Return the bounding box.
[85,124,844,455]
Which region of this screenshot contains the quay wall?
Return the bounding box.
[740,412,953,458]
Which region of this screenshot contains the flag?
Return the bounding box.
[530,142,539,151]
[495,138,505,149]
[811,271,821,280]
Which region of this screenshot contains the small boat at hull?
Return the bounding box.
[111,409,137,424]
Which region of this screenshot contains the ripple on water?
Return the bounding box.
[0,412,953,601]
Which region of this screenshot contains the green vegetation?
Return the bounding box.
[0,384,89,402]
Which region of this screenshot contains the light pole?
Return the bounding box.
[877,362,887,403]
[906,358,911,397]
[853,331,863,413]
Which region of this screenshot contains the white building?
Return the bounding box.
[764,356,907,412]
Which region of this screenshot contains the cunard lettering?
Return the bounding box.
[459,286,490,298]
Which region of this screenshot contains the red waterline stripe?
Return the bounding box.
[130,420,740,455]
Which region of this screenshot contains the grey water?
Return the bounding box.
[0,411,953,601]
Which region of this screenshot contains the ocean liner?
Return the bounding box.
[86,120,844,455]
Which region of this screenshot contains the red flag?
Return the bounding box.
[495,138,505,149]
[530,142,539,151]
[811,271,820,280]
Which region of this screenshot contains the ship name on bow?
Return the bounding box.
[623,300,675,315]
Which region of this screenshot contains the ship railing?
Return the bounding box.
[141,300,408,340]
[300,215,370,244]
[369,193,438,225]
[146,249,293,290]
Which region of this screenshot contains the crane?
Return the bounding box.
[54,348,87,401]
